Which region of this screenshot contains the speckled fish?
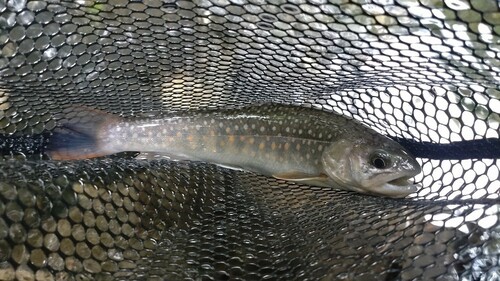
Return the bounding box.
[48,104,421,197]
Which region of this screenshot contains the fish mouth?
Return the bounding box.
[388,176,413,186]
[340,174,420,198]
[379,175,420,198]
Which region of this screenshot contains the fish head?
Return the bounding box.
[321,137,421,198]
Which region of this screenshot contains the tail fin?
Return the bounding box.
[47,107,122,160]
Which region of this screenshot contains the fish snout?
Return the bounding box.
[400,155,422,177]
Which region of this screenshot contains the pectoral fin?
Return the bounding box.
[215,163,245,171]
[273,172,330,187]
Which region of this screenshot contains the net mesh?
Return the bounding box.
[1,0,499,280]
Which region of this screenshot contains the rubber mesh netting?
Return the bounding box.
[0,0,500,280]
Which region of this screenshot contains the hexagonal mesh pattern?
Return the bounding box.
[0,0,499,280]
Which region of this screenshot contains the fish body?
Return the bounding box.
[49,104,421,197]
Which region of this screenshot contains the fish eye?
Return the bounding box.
[370,153,391,169]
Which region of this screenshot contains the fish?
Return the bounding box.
[47,104,422,198]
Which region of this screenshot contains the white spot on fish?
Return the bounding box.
[219,122,224,128]
[243,124,249,130]
[298,129,303,134]
[285,127,290,133]
[260,126,265,132]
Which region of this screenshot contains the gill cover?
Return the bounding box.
[321,139,364,193]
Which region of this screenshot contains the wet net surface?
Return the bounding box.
[0,0,499,280]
